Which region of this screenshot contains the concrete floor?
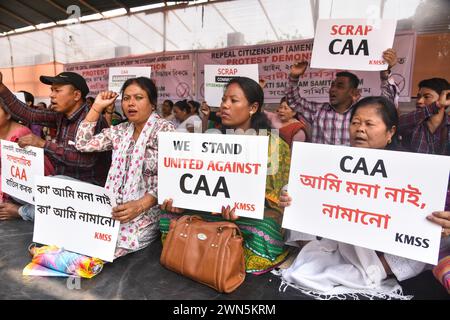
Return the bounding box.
[0,220,448,300]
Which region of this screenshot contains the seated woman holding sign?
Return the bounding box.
[0,98,54,220]
[160,77,292,273]
[75,77,175,258]
[278,96,450,299]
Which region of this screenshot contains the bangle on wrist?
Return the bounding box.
[91,106,101,114]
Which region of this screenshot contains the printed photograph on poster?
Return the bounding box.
[204,64,259,107]
[33,176,119,262]
[158,132,268,219]
[282,142,449,265]
[310,19,397,71]
[1,140,44,204]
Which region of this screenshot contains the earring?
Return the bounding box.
[387,139,391,144]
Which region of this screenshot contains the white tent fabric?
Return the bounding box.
[0,0,425,68]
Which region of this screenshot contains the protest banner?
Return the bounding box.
[108,66,152,97]
[33,176,119,262]
[310,19,397,71]
[1,140,44,204]
[65,34,415,103]
[158,132,269,219]
[196,32,415,103]
[282,142,449,265]
[204,64,259,107]
[65,51,194,100]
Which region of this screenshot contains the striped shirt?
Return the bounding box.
[398,102,449,155]
[285,75,398,146]
[0,84,111,186]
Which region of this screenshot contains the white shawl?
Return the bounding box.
[275,239,412,300]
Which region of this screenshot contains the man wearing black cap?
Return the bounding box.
[0,71,111,220]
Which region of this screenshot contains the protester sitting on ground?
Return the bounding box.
[161,99,176,124]
[278,96,448,298]
[172,99,202,132]
[160,77,291,273]
[76,77,175,258]
[0,98,54,220]
[285,49,399,146]
[264,97,310,147]
[188,100,201,117]
[0,71,111,221]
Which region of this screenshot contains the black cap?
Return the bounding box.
[40,72,89,98]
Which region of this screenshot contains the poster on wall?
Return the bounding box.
[65,51,195,101]
[196,32,415,103]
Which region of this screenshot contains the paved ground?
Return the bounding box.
[0,220,448,300]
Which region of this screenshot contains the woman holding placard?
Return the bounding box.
[278,95,450,298]
[160,77,292,274]
[75,77,175,258]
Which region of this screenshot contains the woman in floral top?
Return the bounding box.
[76,77,175,258]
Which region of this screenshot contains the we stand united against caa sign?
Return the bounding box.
[311,19,397,71]
[158,132,269,219]
[283,143,449,265]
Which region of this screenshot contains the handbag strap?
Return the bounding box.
[217,224,243,238]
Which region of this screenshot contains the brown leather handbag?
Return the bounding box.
[160,215,246,293]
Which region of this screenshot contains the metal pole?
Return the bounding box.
[7,36,15,89]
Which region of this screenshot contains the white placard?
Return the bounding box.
[204,64,259,107]
[13,92,26,104]
[283,142,449,265]
[1,140,44,204]
[33,176,119,262]
[108,67,152,97]
[310,19,397,71]
[158,132,268,219]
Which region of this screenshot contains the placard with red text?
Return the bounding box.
[1,140,44,204]
[33,176,119,262]
[204,64,259,107]
[282,142,449,265]
[158,132,268,219]
[310,19,397,71]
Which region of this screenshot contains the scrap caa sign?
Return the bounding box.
[311,19,397,71]
[282,142,449,265]
[204,64,259,107]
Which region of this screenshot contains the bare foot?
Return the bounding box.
[0,202,21,220]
